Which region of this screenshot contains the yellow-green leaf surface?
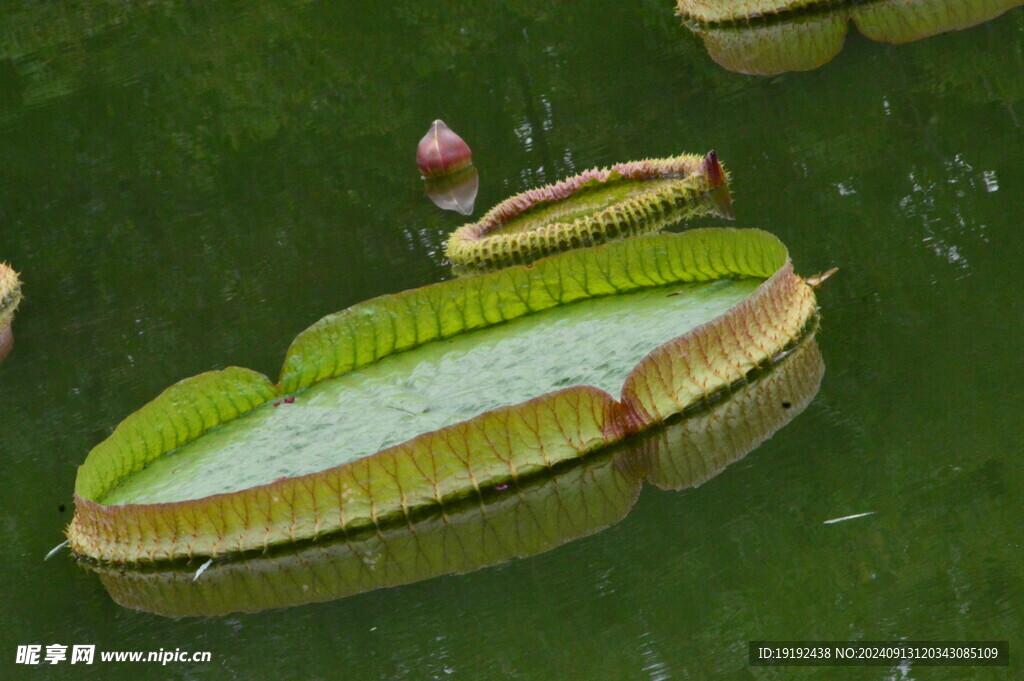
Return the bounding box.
[74,368,278,501]
[84,337,824,617]
[69,228,819,563]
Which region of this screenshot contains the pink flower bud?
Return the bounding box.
[417,120,472,178]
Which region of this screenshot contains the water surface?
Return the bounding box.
[0,2,1021,679]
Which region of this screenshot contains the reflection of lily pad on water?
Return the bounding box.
[68,228,820,564]
[85,338,824,617]
[678,0,1023,75]
[0,263,22,363]
[444,152,731,269]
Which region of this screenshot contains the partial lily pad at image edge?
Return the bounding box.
[68,228,820,564]
[0,262,22,363]
[679,0,1023,75]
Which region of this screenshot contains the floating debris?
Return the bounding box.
[193,558,214,582]
[806,267,839,288]
[44,540,70,561]
[823,511,876,524]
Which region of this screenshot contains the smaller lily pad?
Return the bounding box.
[444,152,731,269]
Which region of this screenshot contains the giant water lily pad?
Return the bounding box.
[679,0,1023,75]
[85,338,824,617]
[69,228,820,563]
[0,262,22,363]
[444,152,731,269]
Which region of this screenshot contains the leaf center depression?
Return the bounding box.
[101,278,760,505]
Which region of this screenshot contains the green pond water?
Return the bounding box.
[1,1,1021,680]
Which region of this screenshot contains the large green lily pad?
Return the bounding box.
[69,228,820,563]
